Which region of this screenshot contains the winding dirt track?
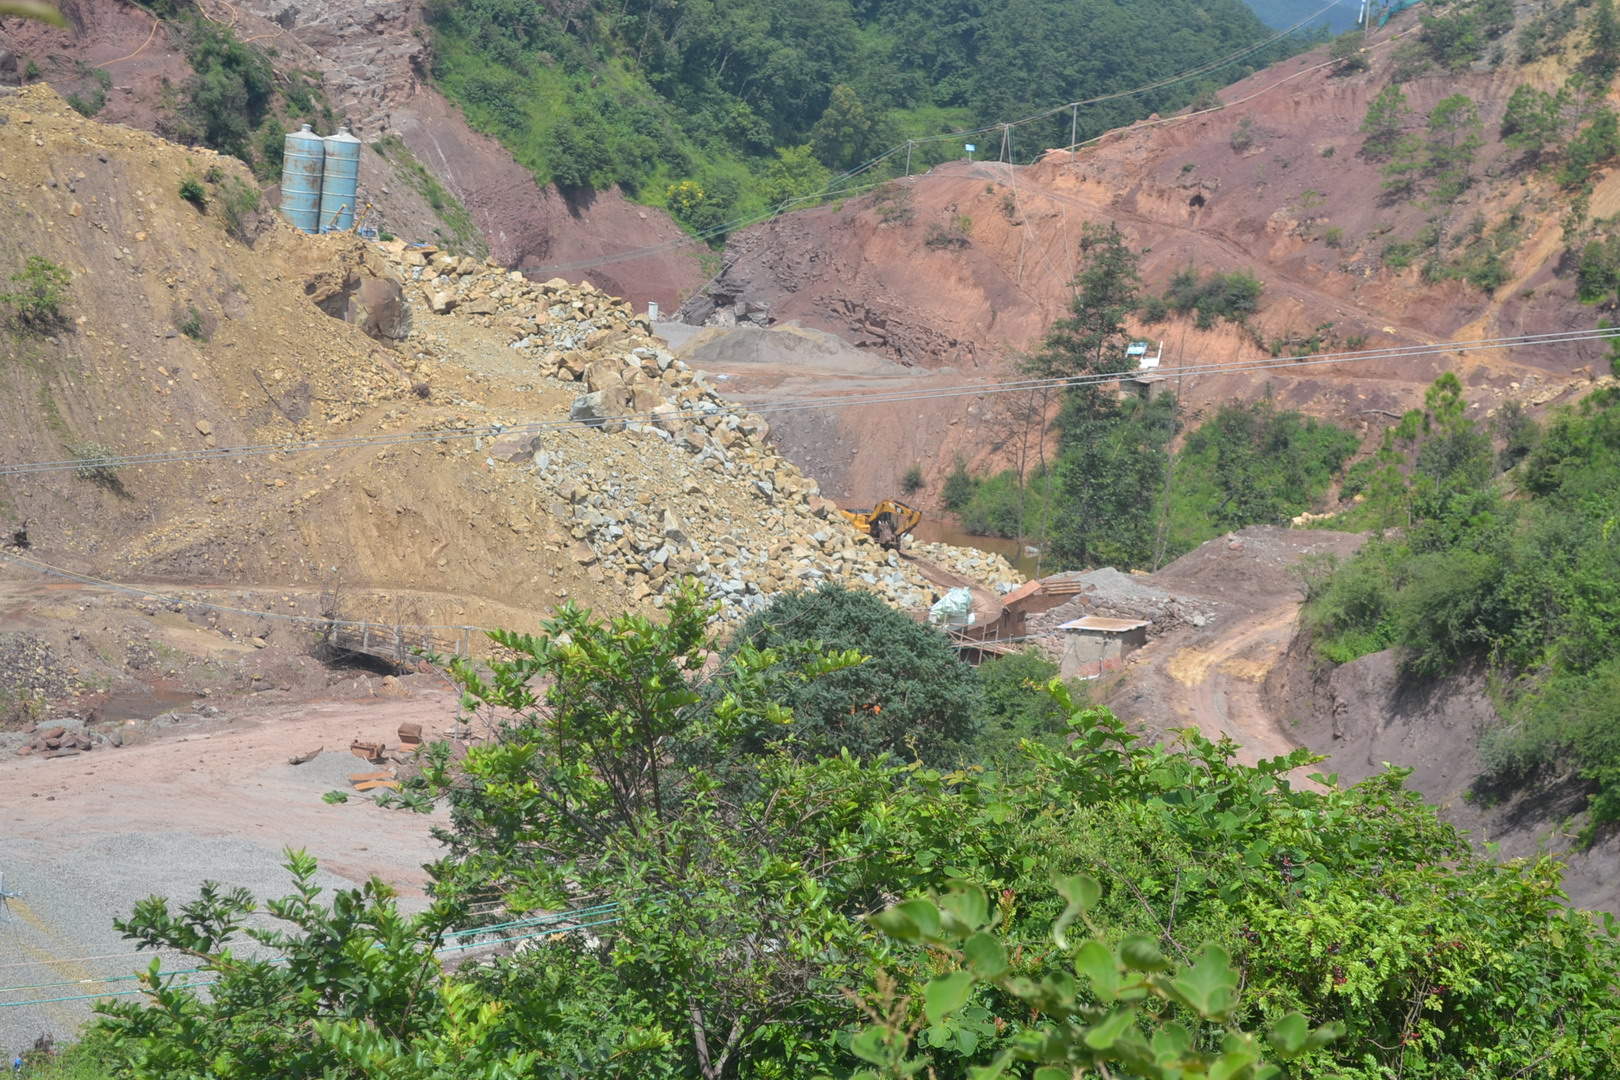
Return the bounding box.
[1162,602,1305,765]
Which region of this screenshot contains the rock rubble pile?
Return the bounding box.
[1026,567,1218,638]
[907,541,1022,595]
[377,242,1024,621]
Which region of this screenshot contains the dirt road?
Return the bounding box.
[0,687,453,1051]
[1106,527,1365,765]
[1162,602,1310,765]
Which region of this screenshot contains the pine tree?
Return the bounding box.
[1590,0,1620,83]
[1360,85,1411,161]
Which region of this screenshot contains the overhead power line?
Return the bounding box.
[516,0,1345,278]
[0,327,1611,481]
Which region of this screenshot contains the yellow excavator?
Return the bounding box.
[840,498,923,550]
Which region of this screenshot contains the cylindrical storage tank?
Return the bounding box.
[280,124,326,234]
[319,126,361,233]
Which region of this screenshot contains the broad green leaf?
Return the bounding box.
[968,1058,1011,1080]
[1209,1045,1262,1080]
[1305,1021,1345,1051]
[1054,873,1101,912]
[868,906,919,940]
[1151,1021,1193,1062]
[963,932,1009,978]
[1053,873,1100,947]
[1074,940,1119,1000]
[1120,933,1170,972]
[871,898,941,942]
[1032,1068,1069,1080]
[940,885,989,933]
[1082,1006,1136,1050]
[924,970,975,1024]
[849,1027,891,1065]
[1169,946,1239,1019]
[1266,1011,1307,1056]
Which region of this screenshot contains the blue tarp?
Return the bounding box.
[1378,0,1425,27]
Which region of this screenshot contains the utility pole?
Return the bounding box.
[905,140,913,177]
[1071,104,1079,157]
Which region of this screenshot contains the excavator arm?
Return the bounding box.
[840,498,923,550]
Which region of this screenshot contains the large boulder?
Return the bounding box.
[570,391,627,432]
[304,260,413,343]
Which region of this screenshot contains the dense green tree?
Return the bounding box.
[1,255,71,332]
[942,458,977,511]
[1590,0,1620,82]
[424,0,1293,211]
[1559,107,1620,190]
[760,144,833,207]
[1050,394,1177,570]
[182,22,275,160]
[723,582,981,765]
[1359,85,1412,162]
[1432,93,1483,194]
[91,850,565,1080]
[1184,400,1358,530]
[1023,222,1142,390]
[810,84,886,171]
[1328,29,1368,75]
[422,583,873,1080]
[1161,266,1264,329]
[1310,377,1620,822]
[75,598,1620,1078]
[968,647,1074,765]
[1501,83,1566,160]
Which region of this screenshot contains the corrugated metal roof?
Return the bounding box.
[1057,616,1150,633]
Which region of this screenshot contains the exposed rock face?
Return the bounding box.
[1,0,706,305]
[227,1,706,305]
[387,92,703,305]
[239,0,425,132]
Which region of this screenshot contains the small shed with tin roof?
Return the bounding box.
[1056,615,1150,679]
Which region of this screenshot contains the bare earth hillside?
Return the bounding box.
[683,12,1617,506]
[0,0,707,305]
[0,85,1016,633]
[0,90,1022,1045]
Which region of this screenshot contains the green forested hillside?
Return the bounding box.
[1306,377,1620,825]
[424,0,1301,233]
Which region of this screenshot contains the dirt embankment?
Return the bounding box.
[1098,527,1364,762]
[0,85,1017,693]
[682,13,1615,507]
[1081,525,1620,912]
[1266,635,1620,913]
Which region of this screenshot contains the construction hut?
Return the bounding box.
[1128,371,1174,402]
[1056,616,1149,679]
[947,573,1084,662]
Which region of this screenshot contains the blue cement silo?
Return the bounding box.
[319,127,361,233]
[280,124,326,234]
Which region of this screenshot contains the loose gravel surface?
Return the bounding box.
[0,690,455,1054]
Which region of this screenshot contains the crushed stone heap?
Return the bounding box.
[375,242,1023,622]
